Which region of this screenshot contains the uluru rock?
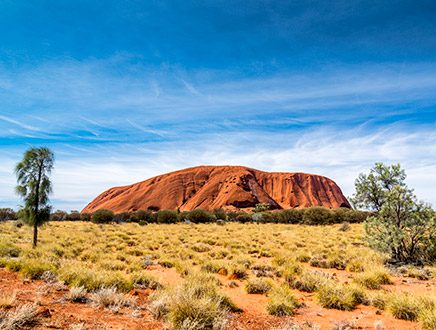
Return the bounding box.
[82,165,351,213]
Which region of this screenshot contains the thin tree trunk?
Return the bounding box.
[33,162,42,248]
[33,222,38,247]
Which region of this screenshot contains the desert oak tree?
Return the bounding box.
[15,147,54,247]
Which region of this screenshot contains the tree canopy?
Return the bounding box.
[15,147,54,247]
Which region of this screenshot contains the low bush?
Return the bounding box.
[130,210,154,223]
[187,209,215,223]
[212,208,227,220]
[156,210,178,224]
[0,208,16,221]
[303,207,333,225]
[235,213,252,223]
[267,285,300,316]
[278,209,304,224]
[91,209,114,224]
[254,203,271,213]
[80,213,91,221]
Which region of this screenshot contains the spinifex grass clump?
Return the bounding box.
[245,279,272,294]
[316,281,367,311]
[267,285,300,316]
[353,268,392,289]
[149,273,238,330]
[288,270,331,293]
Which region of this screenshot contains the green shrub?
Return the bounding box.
[187,209,215,223]
[157,210,178,224]
[278,209,304,224]
[80,212,91,221]
[114,212,130,222]
[0,208,16,221]
[91,209,115,224]
[50,210,67,221]
[235,213,252,223]
[267,285,300,316]
[245,279,272,294]
[254,203,271,213]
[212,208,227,220]
[66,211,81,221]
[131,210,154,223]
[258,212,276,223]
[303,207,333,225]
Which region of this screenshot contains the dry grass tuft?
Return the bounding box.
[0,291,16,309]
[65,286,88,303]
[90,287,137,311]
[0,303,39,330]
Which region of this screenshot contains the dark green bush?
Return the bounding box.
[157,210,178,224]
[278,209,304,224]
[303,207,334,225]
[257,212,277,223]
[254,203,271,213]
[131,210,154,223]
[212,208,227,220]
[235,213,252,223]
[178,211,190,222]
[0,208,16,221]
[50,210,67,221]
[187,209,215,223]
[91,209,115,224]
[66,210,81,221]
[114,212,130,223]
[80,212,91,221]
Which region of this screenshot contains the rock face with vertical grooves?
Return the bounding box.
[82,165,351,213]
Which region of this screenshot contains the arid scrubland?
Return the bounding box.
[0,221,435,329]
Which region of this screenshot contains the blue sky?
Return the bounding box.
[0,0,435,210]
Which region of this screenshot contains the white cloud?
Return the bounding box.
[2,127,434,210]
